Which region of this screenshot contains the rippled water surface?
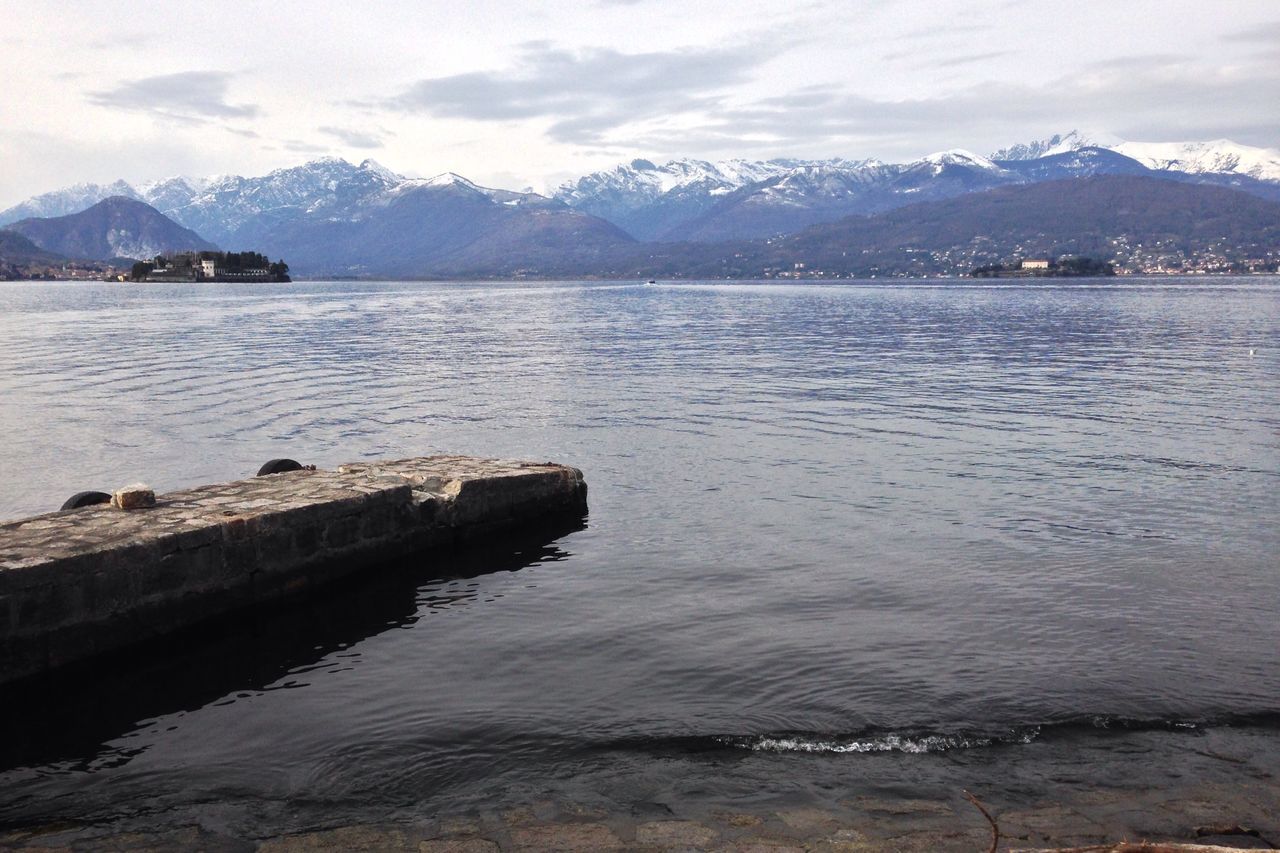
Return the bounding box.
[0,279,1277,837]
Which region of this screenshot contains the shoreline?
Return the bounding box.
[3,272,1278,284]
[4,774,1277,851]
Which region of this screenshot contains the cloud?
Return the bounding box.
[1222,20,1280,41]
[87,71,258,123]
[897,21,990,40]
[318,126,385,148]
[282,139,327,153]
[934,50,1015,68]
[386,41,764,144]
[619,52,1280,159]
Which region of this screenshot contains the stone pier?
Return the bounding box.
[0,456,587,685]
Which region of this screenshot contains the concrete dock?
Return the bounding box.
[0,455,587,685]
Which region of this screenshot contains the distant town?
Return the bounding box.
[4,256,1276,282]
[755,243,1279,281]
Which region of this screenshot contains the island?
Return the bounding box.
[130,251,291,283]
[970,256,1116,278]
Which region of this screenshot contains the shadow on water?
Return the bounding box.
[0,513,587,773]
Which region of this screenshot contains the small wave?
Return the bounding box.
[612,712,1280,758]
[718,728,1039,755]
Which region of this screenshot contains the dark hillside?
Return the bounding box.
[619,175,1280,278]
[7,197,217,260]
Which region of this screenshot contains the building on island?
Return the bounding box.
[133,251,289,283]
[1021,259,1051,270]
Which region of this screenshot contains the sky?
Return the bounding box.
[1,0,1278,207]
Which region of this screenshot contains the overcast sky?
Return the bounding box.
[2,0,1277,207]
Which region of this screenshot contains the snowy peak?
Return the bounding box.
[991,130,1122,161]
[1113,139,1280,182]
[384,172,561,212]
[761,161,896,201]
[555,157,796,206]
[358,158,402,184]
[913,149,1004,174]
[6,135,1280,259]
[421,172,481,189]
[0,180,141,226]
[993,131,1280,182]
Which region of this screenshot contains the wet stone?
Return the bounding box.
[507,822,623,850]
[714,839,806,852]
[417,839,499,853]
[634,819,719,848]
[776,808,842,834]
[714,813,765,829]
[257,825,417,851]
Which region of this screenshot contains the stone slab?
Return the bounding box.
[0,455,586,684]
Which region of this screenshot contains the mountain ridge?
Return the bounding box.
[615,175,1280,279]
[1,133,1277,278]
[7,133,1277,248]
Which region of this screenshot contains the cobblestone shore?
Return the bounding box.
[3,782,1277,852]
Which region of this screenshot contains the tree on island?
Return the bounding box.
[130,251,291,282]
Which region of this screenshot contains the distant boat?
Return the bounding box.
[646,279,657,284]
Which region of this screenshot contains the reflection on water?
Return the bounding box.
[0,524,583,774]
[0,279,1277,838]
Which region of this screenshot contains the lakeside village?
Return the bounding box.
[759,237,1280,280]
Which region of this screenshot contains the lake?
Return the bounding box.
[0,278,1277,847]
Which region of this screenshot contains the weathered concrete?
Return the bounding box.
[0,455,587,684]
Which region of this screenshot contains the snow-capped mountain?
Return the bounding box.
[992,131,1280,182]
[557,150,1019,242]
[0,158,634,275]
[553,158,806,240]
[556,158,797,205]
[910,149,1006,175]
[563,139,1280,242]
[990,130,1123,161]
[1113,139,1280,183]
[5,132,1280,271]
[155,157,406,245]
[0,157,406,245]
[555,151,1013,239]
[0,180,142,225]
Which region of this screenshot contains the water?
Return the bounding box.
[0,279,1277,841]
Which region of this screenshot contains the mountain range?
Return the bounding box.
[1,132,1277,278]
[614,175,1280,279]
